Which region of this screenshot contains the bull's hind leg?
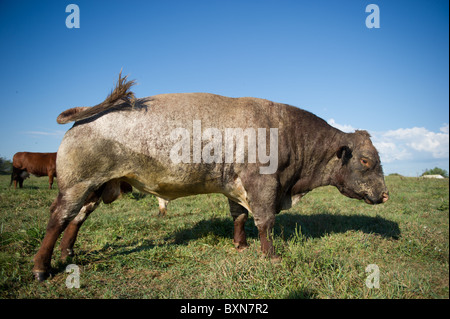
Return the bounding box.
[59,180,122,260]
[59,190,102,261]
[32,183,97,281]
[228,199,249,251]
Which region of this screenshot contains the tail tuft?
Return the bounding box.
[56,71,136,124]
[57,107,89,124]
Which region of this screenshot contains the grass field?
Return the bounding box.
[0,174,448,299]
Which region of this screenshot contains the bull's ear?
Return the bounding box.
[337,146,352,165]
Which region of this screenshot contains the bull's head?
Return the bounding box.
[334,130,389,205]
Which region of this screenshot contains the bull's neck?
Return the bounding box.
[292,125,346,194]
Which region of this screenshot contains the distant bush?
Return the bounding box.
[388,173,403,177]
[0,157,12,175]
[421,167,448,178]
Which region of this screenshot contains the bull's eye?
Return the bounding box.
[360,158,371,168]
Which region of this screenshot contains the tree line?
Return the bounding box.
[0,157,12,175]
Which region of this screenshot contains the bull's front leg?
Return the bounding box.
[254,212,277,259]
[250,192,279,259]
[228,199,249,250]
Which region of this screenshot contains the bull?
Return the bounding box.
[32,73,389,281]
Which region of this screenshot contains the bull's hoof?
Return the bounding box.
[33,271,50,282]
[158,208,167,217]
[61,248,74,261]
[269,255,281,264]
[233,240,249,252]
[260,252,281,263]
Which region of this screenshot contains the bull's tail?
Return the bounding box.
[57,71,136,124]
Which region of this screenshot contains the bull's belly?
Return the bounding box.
[122,173,252,213]
[144,181,221,199]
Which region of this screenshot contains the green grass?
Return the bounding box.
[0,175,448,298]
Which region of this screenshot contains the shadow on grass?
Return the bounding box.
[79,212,400,262]
[276,213,400,240]
[171,212,400,244]
[55,212,399,291]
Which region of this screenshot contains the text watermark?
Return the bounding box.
[169,120,279,174]
[365,4,380,29]
[65,264,80,288]
[365,264,380,289]
[65,4,80,29]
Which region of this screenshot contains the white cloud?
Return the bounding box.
[327,119,355,133]
[371,141,412,163]
[23,130,66,138]
[381,125,449,159]
[328,120,449,175]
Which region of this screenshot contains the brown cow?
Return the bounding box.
[33,73,389,281]
[10,152,57,189]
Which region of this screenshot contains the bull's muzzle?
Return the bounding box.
[364,191,389,205]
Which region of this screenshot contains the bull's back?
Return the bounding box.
[57,93,288,200]
[61,93,284,159]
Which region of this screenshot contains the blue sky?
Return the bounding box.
[0,0,448,176]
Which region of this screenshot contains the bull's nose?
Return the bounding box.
[382,192,389,203]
